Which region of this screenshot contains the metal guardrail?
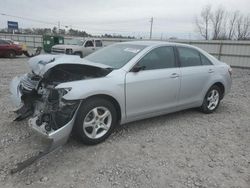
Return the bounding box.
[1,33,250,67]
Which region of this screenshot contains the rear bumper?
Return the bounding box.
[51,49,65,54]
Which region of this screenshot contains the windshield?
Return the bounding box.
[85,43,146,69]
[65,39,85,46]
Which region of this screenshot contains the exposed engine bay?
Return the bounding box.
[9,55,113,172]
[14,63,111,134]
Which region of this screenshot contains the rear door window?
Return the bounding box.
[177,47,202,67]
[200,53,212,65]
[95,40,103,47]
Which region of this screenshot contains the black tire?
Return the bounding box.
[73,97,117,145]
[74,51,83,58]
[200,85,221,114]
[7,50,16,58]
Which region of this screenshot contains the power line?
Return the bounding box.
[64,18,147,26]
[0,12,57,26]
[0,12,149,35]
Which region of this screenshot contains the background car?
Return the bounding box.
[51,38,103,58]
[0,39,23,58]
[10,41,232,149]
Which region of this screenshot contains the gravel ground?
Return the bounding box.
[0,57,249,188]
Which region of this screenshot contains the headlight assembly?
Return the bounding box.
[56,87,72,96]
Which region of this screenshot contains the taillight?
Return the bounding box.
[228,67,232,77]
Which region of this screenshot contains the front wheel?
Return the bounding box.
[200,85,221,114]
[73,97,117,145]
[74,52,83,58]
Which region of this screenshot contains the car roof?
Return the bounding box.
[118,40,194,48]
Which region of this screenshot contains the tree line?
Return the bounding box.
[0,27,135,39]
[195,5,250,40]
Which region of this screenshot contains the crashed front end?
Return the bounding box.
[10,73,80,150]
[9,55,111,150]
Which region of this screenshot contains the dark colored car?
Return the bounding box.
[0,39,23,58]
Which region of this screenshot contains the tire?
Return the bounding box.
[74,52,83,58]
[200,85,221,114]
[7,50,16,58]
[73,97,117,145]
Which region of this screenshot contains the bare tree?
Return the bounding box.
[195,5,212,40]
[210,7,226,40]
[227,11,239,39]
[236,15,250,40]
[196,5,250,40]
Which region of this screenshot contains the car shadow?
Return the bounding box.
[8,105,228,177]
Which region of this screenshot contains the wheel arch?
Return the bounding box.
[7,49,16,57]
[84,94,122,122]
[212,82,225,99]
[73,51,83,58]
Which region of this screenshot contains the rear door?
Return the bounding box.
[125,46,181,119]
[176,46,214,106]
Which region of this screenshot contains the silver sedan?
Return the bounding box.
[10,41,232,149]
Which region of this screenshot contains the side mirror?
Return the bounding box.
[131,65,145,72]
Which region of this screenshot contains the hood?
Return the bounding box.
[28,54,111,76]
[52,44,80,49]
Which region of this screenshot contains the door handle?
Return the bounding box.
[170,73,179,78]
[208,69,214,73]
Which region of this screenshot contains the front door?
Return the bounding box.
[125,46,181,119]
[83,40,95,56]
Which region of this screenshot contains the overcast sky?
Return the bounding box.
[0,0,249,39]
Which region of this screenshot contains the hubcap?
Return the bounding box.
[83,107,112,139]
[207,89,219,110]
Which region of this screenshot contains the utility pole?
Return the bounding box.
[149,17,153,39]
[58,21,60,34]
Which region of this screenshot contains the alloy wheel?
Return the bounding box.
[207,89,219,110]
[83,106,112,139]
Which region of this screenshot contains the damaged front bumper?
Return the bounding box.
[10,76,23,108]
[28,111,78,150]
[10,75,81,151]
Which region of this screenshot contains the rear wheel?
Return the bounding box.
[73,97,117,145]
[200,85,221,113]
[7,50,16,58]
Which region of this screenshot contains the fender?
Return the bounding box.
[55,71,127,122]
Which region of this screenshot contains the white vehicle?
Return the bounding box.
[51,39,103,58]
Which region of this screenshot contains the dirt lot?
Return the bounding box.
[0,57,249,188]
